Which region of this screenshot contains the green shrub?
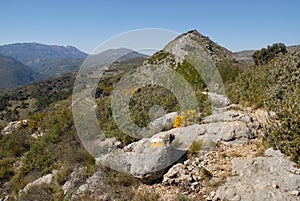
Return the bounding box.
[0,129,33,159]
[175,193,191,201]
[103,168,139,187]
[199,166,213,180]
[28,112,45,131]
[18,183,63,201]
[253,43,287,65]
[11,106,96,193]
[0,158,15,182]
[20,140,55,177]
[216,61,239,84]
[227,49,300,164]
[188,140,203,157]
[103,168,141,201]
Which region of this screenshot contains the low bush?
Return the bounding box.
[188,140,203,157]
[227,49,300,164]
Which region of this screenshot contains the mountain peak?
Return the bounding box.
[176,29,204,38]
[164,30,237,64]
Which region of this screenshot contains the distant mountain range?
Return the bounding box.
[0,55,42,90]
[0,42,87,70]
[0,41,298,90]
[0,43,148,90]
[83,48,148,69]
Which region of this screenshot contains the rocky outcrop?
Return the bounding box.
[214,148,300,201]
[1,120,28,135]
[1,119,44,138]
[97,124,201,183]
[201,109,260,145]
[70,170,108,201]
[159,140,300,201]
[149,112,178,132]
[202,92,231,109]
[31,127,44,139]
[18,170,57,195]
[99,106,269,183]
[62,166,88,195]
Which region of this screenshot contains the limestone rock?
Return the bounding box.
[202,92,231,108]
[62,166,88,195]
[1,120,28,135]
[149,112,178,132]
[99,124,201,183]
[98,105,268,183]
[220,121,256,142]
[214,148,300,201]
[71,170,107,200]
[163,158,203,186]
[19,170,57,195]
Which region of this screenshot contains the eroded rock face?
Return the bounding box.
[201,109,265,145]
[214,148,300,201]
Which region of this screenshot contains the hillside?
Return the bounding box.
[36,57,85,76]
[0,56,146,123]
[0,30,299,201]
[0,55,42,90]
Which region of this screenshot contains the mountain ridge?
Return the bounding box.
[0,54,42,90]
[0,44,148,89]
[0,42,87,75]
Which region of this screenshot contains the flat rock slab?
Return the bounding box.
[215,148,300,201]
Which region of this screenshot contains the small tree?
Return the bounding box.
[253,43,287,65]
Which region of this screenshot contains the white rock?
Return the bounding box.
[19,173,54,195]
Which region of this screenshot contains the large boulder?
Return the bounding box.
[201,109,261,145]
[100,124,201,183]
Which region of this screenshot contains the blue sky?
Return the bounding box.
[1,0,299,53]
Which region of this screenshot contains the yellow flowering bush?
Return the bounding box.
[173,110,199,128]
